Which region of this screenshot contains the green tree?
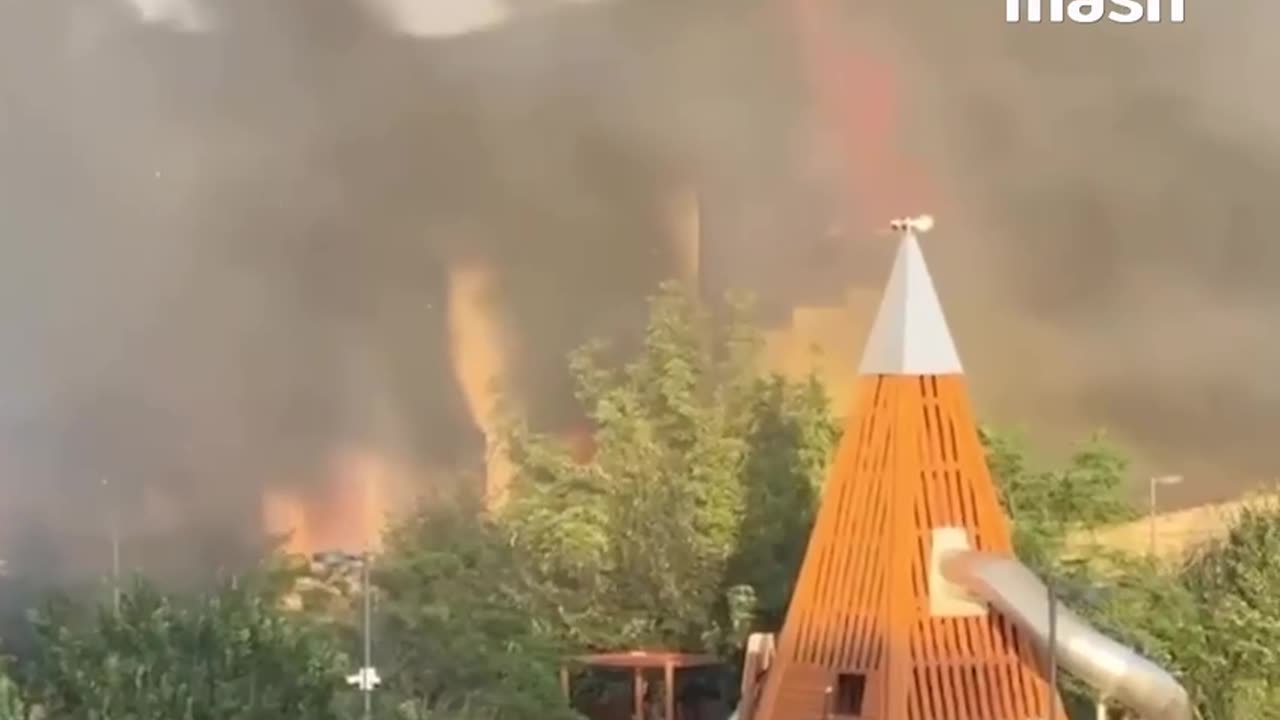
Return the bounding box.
[983,432,1280,720]
[725,374,837,629]
[1175,495,1280,719]
[1049,556,1207,718]
[0,668,24,720]
[501,283,836,652]
[25,574,348,720]
[1067,498,1280,720]
[980,427,1175,719]
[981,426,1135,573]
[375,502,575,720]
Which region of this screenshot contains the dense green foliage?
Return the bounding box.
[2,282,1280,720]
[985,423,1280,719]
[374,504,573,720]
[22,576,348,720]
[0,670,22,720]
[1177,496,1280,718]
[499,284,836,652]
[982,426,1136,572]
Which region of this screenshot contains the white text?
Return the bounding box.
[1006,0,1184,23]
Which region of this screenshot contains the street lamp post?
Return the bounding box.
[1148,475,1183,558]
[362,551,373,720]
[102,477,120,614]
[341,551,380,719]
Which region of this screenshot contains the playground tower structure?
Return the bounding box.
[753,216,1064,720]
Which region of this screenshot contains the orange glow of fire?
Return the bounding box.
[762,287,882,415]
[558,425,595,464]
[780,0,931,220]
[445,261,515,507]
[262,449,401,556]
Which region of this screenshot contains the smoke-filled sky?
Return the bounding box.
[859,2,1280,498]
[0,0,1276,587]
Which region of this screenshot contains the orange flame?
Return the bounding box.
[559,425,596,464]
[445,261,515,507]
[760,0,935,415]
[262,448,400,556]
[263,488,312,555]
[780,0,931,219]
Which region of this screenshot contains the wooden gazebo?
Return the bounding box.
[561,651,722,720]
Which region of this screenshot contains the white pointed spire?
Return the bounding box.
[858,215,963,375]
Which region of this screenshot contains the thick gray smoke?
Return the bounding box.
[0,0,1274,596]
[845,2,1280,503]
[0,0,807,588]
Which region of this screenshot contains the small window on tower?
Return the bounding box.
[834,673,866,716]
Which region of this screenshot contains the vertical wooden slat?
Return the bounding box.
[824,390,883,666]
[883,377,916,719]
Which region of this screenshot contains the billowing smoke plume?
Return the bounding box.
[0,0,741,588]
[0,0,1275,600]
[835,2,1280,501]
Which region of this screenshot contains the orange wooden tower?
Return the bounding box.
[753,217,1063,720]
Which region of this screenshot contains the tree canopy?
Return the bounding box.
[21,575,348,720]
[0,669,22,720]
[985,422,1280,719]
[374,503,574,720]
[1177,495,1280,718]
[498,284,836,653]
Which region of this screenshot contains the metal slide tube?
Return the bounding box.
[939,550,1192,720]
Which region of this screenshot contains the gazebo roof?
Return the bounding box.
[567,651,721,670]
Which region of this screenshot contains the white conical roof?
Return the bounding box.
[857,228,962,375]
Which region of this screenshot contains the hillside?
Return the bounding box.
[1068,491,1280,562]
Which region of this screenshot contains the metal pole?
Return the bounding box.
[362,552,372,720]
[103,477,120,614]
[1147,475,1184,559]
[111,521,120,614]
[1047,577,1057,720]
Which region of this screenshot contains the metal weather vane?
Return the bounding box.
[888,214,935,235]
